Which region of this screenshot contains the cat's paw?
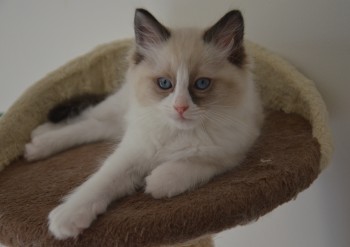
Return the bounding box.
[145,165,191,199]
[48,200,107,240]
[24,142,41,161]
[24,136,50,161]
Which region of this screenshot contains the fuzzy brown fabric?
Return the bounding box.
[0,111,320,247]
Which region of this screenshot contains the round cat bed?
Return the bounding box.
[0,40,332,247]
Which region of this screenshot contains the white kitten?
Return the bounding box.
[24,9,263,239]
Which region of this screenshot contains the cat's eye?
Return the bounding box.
[194,78,211,90]
[157,77,173,90]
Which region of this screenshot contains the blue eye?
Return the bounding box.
[194,78,211,90]
[157,77,173,90]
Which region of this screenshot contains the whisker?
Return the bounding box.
[208,111,246,128]
[203,111,255,137]
[202,105,235,109]
[199,117,211,141]
[200,101,235,109]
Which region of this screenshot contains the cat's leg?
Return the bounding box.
[145,160,221,199]
[24,118,120,161]
[48,136,152,239]
[31,122,65,138]
[25,84,129,161]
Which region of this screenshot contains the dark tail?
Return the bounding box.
[48,94,107,123]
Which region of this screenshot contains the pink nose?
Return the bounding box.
[174,105,189,115]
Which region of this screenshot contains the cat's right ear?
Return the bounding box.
[134,9,171,49]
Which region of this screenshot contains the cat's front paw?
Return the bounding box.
[145,165,192,199]
[48,203,87,240]
[48,199,106,240]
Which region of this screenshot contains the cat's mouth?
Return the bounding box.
[173,112,191,121]
[169,114,197,129]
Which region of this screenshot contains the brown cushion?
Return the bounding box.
[0,111,320,247]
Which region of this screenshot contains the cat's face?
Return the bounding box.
[128,9,250,130]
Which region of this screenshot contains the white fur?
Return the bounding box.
[24,13,263,240]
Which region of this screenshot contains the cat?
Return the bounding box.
[24,8,264,239]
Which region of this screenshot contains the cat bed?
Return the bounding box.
[0,40,332,247]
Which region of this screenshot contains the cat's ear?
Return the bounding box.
[134,9,171,49]
[203,10,246,66]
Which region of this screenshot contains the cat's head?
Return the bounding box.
[127,9,252,130]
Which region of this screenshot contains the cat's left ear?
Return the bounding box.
[134,9,171,49]
[203,10,246,66]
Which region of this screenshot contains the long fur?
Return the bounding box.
[24,9,263,240]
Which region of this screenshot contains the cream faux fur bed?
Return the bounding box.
[0,40,332,247]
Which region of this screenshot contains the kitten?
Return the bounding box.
[24,9,263,239]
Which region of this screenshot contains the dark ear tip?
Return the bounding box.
[225,9,243,21]
[134,9,153,26]
[135,8,152,18]
[135,8,146,14]
[134,8,171,46]
[228,9,242,15]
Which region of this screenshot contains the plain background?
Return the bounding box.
[0,1,349,246]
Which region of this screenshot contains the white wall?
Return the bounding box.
[0,1,349,246]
